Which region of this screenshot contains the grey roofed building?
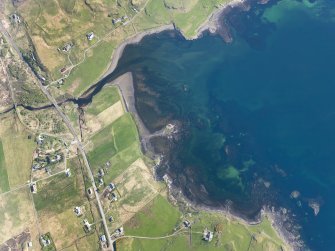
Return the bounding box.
[100,235,106,243]
[108,182,116,191]
[11,13,21,23]
[203,229,213,242]
[74,206,82,216]
[86,32,94,41]
[30,183,37,193]
[99,168,105,177]
[83,219,92,231]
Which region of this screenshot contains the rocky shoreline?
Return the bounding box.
[93,0,301,250]
[107,70,299,251]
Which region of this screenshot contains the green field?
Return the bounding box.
[2,132,36,188]
[88,113,141,172]
[106,142,142,180]
[0,141,10,193]
[33,163,84,213]
[0,116,36,189]
[119,195,287,251]
[126,195,181,236]
[62,41,116,96]
[86,85,120,115]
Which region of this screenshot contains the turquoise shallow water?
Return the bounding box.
[100,0,335,249]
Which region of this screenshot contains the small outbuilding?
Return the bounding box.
[74,206,82,216]
[203,228,213,242]
[30,183,37,193]
[108,182,116,191]
[100,235,106,243]
[83,219,92,232]
[111,192,118,202]
[86,32,94,41]
[11,13,21,23]
[99,168,105,177]
[183,220,191,228]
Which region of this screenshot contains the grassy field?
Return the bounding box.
[63,41,117,96]
[33,162,84,213]
[0,115,36,189]
[87,113,141,173]
[104,158,160,229]
[0,187,37,244]
[119,194,288,251]
[118,194,182,250]
[0,141,10,193]
[39,206,96,250]
[33,157,100,250]
[86,85,120,115]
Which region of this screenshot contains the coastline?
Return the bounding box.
[90,0,298,250]
[100,24,175,80]
[107,72,297,251]
[99,0,249,81]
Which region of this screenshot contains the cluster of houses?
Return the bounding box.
[32,134,64,173]
[59,30,95,55]
[101,182,118,202]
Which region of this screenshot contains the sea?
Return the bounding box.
[99,0,335,249]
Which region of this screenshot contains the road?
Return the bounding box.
[0,24,114,250]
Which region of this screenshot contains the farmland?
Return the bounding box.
[0,187,39,245]
[118,195,288,251]
[0,114,36,189]
[33,157,101,250]
[87,112,141,177]
[0,140,10,193]
[86,85,120,115]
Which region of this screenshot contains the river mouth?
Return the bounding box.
[73,0,335,249]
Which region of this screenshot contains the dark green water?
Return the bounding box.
[101,0,335,249]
